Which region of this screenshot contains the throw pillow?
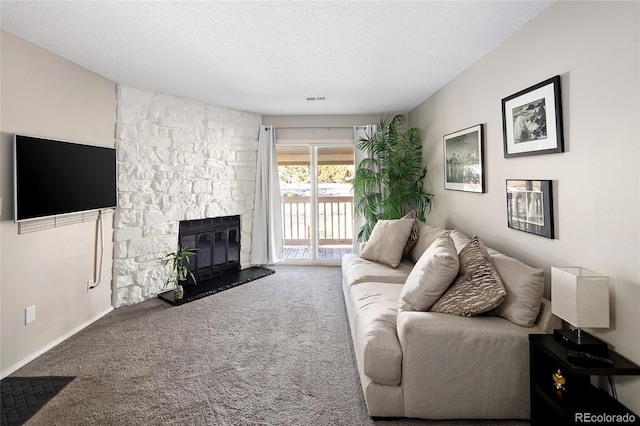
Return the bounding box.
[430,236,506,316]
[360,219,415,268]
[448,229,471,254]
[410,221,450,263]
[486,251,544,327]
[401,210,419,256]
[399,234,459,311]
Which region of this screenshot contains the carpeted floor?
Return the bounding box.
[10,265,529,425]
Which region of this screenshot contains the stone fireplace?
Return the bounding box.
[112,85,261,307]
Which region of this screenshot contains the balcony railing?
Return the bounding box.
[281,196,353,245]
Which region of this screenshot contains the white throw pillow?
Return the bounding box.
[410,221,450,263]
[360,219,414,268]
[448,229,471,254]
[399,234,459,311]
[487,251,544,327]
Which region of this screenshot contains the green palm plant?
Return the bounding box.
[353,114,433,241]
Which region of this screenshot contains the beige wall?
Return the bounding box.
[0,31,116,374]
[409,1,639,412]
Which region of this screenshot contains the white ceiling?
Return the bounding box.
[0,1,554,116]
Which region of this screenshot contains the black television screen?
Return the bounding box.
[14,134,117,222]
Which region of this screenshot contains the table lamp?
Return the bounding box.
[551,267,610,353]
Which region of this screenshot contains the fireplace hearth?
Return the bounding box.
[158,215,274,305]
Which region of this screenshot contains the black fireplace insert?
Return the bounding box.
[178,215,241,284]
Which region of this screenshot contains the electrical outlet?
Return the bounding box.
[25,306,36,325]
[87,280,94,292]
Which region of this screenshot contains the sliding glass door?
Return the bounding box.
[315,146,354,260]
[277,144,354,263]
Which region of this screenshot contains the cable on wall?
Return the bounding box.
[89,209,113,290]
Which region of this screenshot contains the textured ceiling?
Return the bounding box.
[0,1,553,115]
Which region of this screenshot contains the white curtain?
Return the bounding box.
[352,125,376,254]
[251,125,283,265]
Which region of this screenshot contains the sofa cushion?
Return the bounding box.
[342,253,413,286]
[486,250,544,327]
[401,210,420,256]
[399,234,459,311]
[349,281,403,386]
[430,236,506,316]
[361,219,414,268]
[409,221,448,263]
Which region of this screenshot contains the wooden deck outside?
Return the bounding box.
[282,196,353,246]
[283,245,352,260]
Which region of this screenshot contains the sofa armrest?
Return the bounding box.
[397,311,542,419]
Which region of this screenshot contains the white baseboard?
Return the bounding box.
[1,306,114,379]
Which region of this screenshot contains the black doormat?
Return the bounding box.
[1,376,74,426]
[158,266,275,306]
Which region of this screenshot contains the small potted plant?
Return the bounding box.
[163,245,197,300]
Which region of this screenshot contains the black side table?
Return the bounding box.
[529,334,640,425]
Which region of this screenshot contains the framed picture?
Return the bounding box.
[506,180,554,239]
[502,75,564,158]
[444,124,484,193]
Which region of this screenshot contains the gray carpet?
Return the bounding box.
[12,265,529,425]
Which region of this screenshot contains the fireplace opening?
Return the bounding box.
[178,215,241,284]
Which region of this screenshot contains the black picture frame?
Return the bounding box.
[502,75,564,158]
[443,124,485,193]
[506,179,554,239]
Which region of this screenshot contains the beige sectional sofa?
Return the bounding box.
[341,220,560,420]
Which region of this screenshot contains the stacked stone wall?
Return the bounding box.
[113,85,261,307]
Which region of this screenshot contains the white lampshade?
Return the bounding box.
[551,267,610,328]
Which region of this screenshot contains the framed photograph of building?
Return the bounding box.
[444,124,484,193]
[506,179,554,238]
[502,75,564,158]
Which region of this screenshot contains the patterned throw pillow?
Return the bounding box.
[401,210,419,256]
[430,236,506,316]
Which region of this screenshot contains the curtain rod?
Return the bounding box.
[274,126,355,130]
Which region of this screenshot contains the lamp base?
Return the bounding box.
[553,329,608,355]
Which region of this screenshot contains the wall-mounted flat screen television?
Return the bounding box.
[14,134,117,222]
